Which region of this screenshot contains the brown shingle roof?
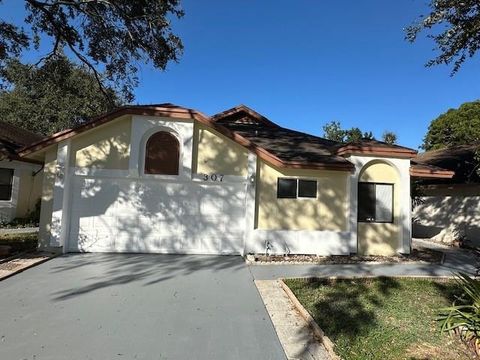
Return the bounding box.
[18,103,419,171]
[217,120,353,169]
[413,145,479,183]
[214,105,418,167]
[0,121,43,161]
[334,139,418,158]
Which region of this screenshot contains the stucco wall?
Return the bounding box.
[38,147,57,248]
[357,161,400,255]
[413,185,480,246]
[255,160,349,231]
[71,116,132,169]
[0,160,43,222]
[15,169,43,218]
[192,123,248,176]
[69,116,248,176]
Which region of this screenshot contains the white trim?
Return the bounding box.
[50,140,72,251]
[71,248,242,256]
[128,115,194,180]
[248,229,352,256]
[139,126,183,177]
[74,167,130,178]
[243,153,257,255]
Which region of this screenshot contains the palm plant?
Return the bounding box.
[438,273,480,352]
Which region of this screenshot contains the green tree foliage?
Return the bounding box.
[382,131,397,145]
[406,0,480,74]
[322,121,345,142]
[423,100,480,150]
[322,121,378,143]
[0,56,122,136]
[0,0,184,101]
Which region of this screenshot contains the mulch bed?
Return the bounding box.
[0,251,57,280]
[249,246,444,264]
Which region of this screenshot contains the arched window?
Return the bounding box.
[144,131,180,175]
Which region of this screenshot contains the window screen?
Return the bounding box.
[358,182,393,223]
[298,180,317,198]
[277,178,297,198]
[0,168,13,201]
[375,184,393,222]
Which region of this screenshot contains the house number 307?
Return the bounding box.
[202,173,224,182]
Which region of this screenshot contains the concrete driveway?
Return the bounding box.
[0,254,285,360]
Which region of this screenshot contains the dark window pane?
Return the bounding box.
[298,180,317,198]
[144,132,180,175]
[277,178,297,198]
[358,182,375,222]
[0,185,12,201]
[0,168,13,201]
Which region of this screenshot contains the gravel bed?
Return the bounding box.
[249,247,444,265]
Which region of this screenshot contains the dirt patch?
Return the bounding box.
[406,339,475,360]
[249,247,443,265]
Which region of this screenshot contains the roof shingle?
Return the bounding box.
[0,121,43,160]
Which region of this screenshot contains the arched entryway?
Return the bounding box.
[357,160,401,255]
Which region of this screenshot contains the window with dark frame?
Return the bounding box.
[298,179,317,198]
[0,168,13,201]
[277,178,297,198]
[144,131,180,175]
[358,182,393,223]
[277,178,317,199]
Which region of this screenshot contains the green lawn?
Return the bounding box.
[284,277,473,360]
[0,232,38,257]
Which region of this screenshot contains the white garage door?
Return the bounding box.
[67,176,247,254]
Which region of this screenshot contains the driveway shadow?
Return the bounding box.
[50,253,245,301]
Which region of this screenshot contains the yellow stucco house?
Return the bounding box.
[0,122,44,223]
[12,104,452,256]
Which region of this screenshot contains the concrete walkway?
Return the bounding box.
[256,280,330,360]
[0,227,39,234]
[250,246,478,280]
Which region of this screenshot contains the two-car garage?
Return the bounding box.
[67,175,247,254]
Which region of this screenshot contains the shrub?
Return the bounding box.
[0,199,41,229]
[438,272,480,352]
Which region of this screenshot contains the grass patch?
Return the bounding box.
[284,277,474,360]
[0,232,38,256]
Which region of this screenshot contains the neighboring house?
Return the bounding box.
[0,121,44,223]
[412,145,480,246]
[16,104,449,255]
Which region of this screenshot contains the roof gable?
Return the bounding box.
[17,103,419,172]
[211,105,279,128]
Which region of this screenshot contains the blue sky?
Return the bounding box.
[136,0,480,148]
[3,1,480,149]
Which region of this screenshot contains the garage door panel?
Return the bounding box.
[68,177,246,254]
